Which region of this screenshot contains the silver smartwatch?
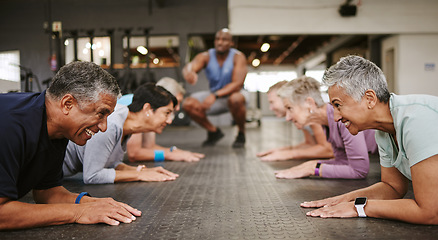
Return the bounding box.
[354,197,367,217]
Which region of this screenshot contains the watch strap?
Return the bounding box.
[314,162,321,176]
[355,205,367,217]
[354,197,367,217]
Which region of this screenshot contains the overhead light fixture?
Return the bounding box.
[153,58,160,64]
[252,58,260,67]
[260,43,270,52]
[137,46,148,55]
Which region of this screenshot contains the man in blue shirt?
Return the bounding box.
[0,61,141,230]
[182,28,248,148]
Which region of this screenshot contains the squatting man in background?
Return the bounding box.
[182,28,248,148]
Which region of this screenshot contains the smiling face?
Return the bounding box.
[268,90,286,118]
[328,85,369,135]
[67,93,116,146]
[283,98,310,129]
[149,102,174,134]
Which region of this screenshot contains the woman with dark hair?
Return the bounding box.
[123,77,205,162]
[63,82,179,184]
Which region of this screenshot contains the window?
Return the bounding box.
[0,50,21,92]
[65,36,111,66]
[244,71,297,92]
[0,50,20,82]
[122,35,179,68]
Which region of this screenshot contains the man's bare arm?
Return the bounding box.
[0,186,141,230]
[182,52,209,85]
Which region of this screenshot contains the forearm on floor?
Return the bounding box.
[366,199,438,224]
[114,170,141,182]
[128,147,173,161]
[319,163,368,179]
[339,181,405,202]
[33,186,77,204]
[288,145,334,160]
[0,200,79,230]
[115,163,137,171]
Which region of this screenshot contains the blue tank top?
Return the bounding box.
[205,48,237,92]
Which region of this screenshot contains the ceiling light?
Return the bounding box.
[153,58,159,64]
[260,43,270,52]
[252,58,260,67]
[137,46,148,55]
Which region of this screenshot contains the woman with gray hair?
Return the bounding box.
[274,76,377,179]
[257,80,334,162]
[302,55,438,224]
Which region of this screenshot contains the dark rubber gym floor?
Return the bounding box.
[3,118,438,239]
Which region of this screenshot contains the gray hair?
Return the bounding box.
[156,77,186,96]
[277,76,325,107]
[267,80,288,93]
[46,61,121,107]
[322,55,390,103]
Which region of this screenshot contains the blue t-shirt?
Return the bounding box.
[0,91,68,199]
[376,93,438,180]
[117,94,133,106]
[205,48,237,92]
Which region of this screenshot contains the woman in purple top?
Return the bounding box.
[275,76,377,179]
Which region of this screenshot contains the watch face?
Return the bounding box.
[355,197,367,205]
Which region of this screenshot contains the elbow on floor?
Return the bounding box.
[417,210,438,225]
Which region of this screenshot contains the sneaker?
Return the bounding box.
[202,128,225,146]
[232,131,245,148]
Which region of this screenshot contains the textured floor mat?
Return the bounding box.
[4,120,438,239]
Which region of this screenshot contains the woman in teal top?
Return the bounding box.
[301,55,438,225]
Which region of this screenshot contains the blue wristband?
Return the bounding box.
[154,150,165,162]
[75,192,90,204]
